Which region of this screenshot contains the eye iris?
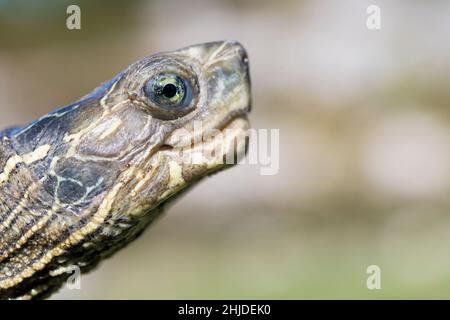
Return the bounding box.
[143,72,194,115]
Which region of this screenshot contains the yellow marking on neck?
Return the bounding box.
[0,145,51,185]
[0,214,51,261]
[0,155,22,185]
[167,161,184,189]
[23,145,51,164]
[0,178,42,234]
[0,166,133,290]
[159,161,185,200]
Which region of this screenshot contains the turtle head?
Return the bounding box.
[0,41,251,298]
[84,40,252,219]
[9,41,251,220]
[123,40,251,216]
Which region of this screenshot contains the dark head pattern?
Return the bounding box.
[0,41,251,299]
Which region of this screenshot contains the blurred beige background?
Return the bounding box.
[1,0,450,299]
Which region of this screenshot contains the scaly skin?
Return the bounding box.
[0,41,251,299]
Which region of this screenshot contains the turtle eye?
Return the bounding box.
[144,73,193,111]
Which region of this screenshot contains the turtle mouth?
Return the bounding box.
[218,115,250,164]
[160,112,250,167]
[215,109,250,132]
[213,114,250,163]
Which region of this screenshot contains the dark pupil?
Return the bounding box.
[162,83,177,98]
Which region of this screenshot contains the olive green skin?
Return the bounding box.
[0,41,251,299]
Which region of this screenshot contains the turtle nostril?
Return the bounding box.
[242,55,249,68]
[234,45,249,69]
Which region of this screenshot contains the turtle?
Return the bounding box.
[0,40,251,299]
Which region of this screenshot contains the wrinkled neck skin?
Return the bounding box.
[0,81,176,299]
[0,41,251,299]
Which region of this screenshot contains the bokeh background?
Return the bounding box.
[1,0,450,299]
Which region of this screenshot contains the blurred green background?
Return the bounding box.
[1,0,450,299]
